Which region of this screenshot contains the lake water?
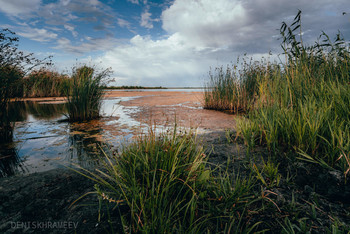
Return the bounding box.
[0,97,148,178]
[111,88,204,92]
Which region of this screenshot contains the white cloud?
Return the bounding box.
[95,33,225,86]
[53,36,118,54]
[60,0,71,6]
[117,18,131,28]
[140,10,153,29]
[64,24,78,37]
[94,0,350,87]
[162,0,350,53]
[162,0,247,48]
[17,27,58,42]
[4,0,349,87]
[0,0,41,16]
[127,0,147,4]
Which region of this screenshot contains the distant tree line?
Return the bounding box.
[102,85,166,90]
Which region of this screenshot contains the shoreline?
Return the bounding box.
[9,90,203,102]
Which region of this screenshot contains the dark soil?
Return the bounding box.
[0,168,121,234]
[204,131,350,232]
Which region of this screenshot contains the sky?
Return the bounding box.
[0,0,349,87]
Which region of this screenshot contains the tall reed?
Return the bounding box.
[0,28,50,142]
[65,65,110,122]
[204,58,279,113]
[22,68,70,98]
[207,11,350,175]
[0,65,22,142]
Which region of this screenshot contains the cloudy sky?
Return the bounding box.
[0,0,349,87]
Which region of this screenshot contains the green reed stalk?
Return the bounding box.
[65,65,109,122]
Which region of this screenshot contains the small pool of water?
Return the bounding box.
[0,97,148,178]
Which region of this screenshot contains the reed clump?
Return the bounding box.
[22,68,70,98]
[65,65,110,122]
[73,128,267,233]
[206,11,350,175]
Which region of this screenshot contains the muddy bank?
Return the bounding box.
[0,167,120,234]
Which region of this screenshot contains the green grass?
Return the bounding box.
[22,68,70,98]
[72,127,270,233]
[65,65,110,122]
[203,58,279,114]
[72,126,350,233]
[65,11,350,233]
[205,10,350,176]
[75,128,210,233]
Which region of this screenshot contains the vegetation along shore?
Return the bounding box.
[0,10,349,233]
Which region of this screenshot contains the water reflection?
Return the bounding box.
[0,98,143,178]
[8,101,66,122]
[67,122,108,168]
[0,143,27,177]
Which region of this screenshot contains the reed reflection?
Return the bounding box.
[0,143,27,177]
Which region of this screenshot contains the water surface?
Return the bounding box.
[0,97,146,178]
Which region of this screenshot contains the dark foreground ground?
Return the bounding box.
[0,168,112,234]
[1,131,350,233]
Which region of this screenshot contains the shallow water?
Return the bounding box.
[107,88,203,92]
[0,97,147,178]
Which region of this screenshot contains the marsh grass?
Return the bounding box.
[206,11,350,175]
[71,127,271,233]
[71,126,350,232]
[76,128,210,233]
[0,29,50,142]
[22,68,70,98]
[0,66,21,142]
[65,65,110,122]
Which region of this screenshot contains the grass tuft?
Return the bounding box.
[65,65,110,122]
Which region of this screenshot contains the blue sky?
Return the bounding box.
[0,0,349,86]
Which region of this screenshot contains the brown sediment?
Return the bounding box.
[10,96,67,104]
[11,90,236,131]
[113,90,236,130]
